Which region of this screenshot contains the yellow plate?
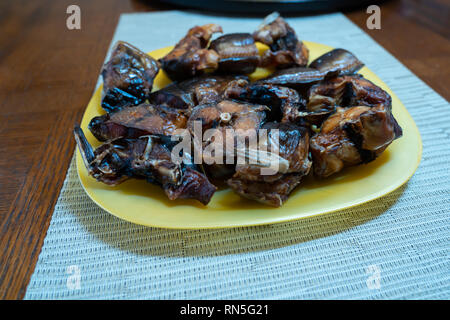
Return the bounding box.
[76,41,422,229]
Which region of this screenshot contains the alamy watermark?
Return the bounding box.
[66,5,81,30]
[66,5,380,32]
[66,265,81,290]
[366,5,381,30]
[366,264,381,290]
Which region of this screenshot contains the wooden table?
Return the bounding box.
[0,0,448,299]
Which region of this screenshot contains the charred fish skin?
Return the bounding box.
[209,33,259,74]
[227,82,334,128]
[310,105,402,178]
[88,103,188,142]
[89,114,129,142]
[260,49,363,88]
[159,24,222,81]
[101,88,145,114]
[309,48,364,77]
[101,41,160,113]
[149,81,196,111]
[253,12,309,69]
[259,67,327,89]
[74,126,216,205]
[259,49,364,94]
[227,83,306,123]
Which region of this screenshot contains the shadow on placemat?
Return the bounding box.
[69,179,405,258]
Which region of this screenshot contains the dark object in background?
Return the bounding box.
[157,0,383,14]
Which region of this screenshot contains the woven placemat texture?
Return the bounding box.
[24,11,449,299]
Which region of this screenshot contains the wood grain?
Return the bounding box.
[0,0,448,299]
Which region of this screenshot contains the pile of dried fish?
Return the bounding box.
[75,12,402,207]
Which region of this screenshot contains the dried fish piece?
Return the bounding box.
[149,75,248,114]
[309,48,364,77]
[187,100,268,179]
[260,49,363,90]
[74,126,216,204]
[187,100,267,138]
[253,12,309,69]
[209,33,259,74]
[228,172,306,207]
[226,83,306,123]
[310,105,402,178]
[89,103,188,141]
[101,41,159,113]
[228,122,311,207]
[307,74,392,114]
[259,67,326,88]
[159,24,222,81]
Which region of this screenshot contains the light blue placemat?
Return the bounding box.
[25,11,449,299]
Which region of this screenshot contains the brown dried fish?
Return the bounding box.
[74,127,216,204]
[89,103,188,141]
[228,122,311,207]
[309,48,364,77]
[307,74,392,114]
[149,75,249,114]
[101,41,159,113]
[209,33,260,74]
[310,105,402,178]
[159,24,222,81]
[253,12,309,69]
